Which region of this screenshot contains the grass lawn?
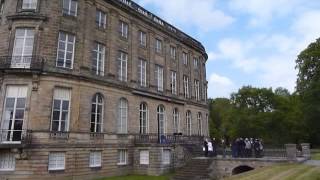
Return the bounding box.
[96,175,170,180]
[226,164,320,180]
[311,153,320,160]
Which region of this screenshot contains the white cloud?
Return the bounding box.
[207,52,219,62]
[208,73,236,98]
[137,0,234,32]
[229,0,302,26]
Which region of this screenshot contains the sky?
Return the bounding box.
[135,0,320,98]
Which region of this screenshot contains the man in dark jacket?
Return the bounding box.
[203,138,208,157]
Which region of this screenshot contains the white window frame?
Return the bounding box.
[12,28,34,68]
[183,75,189,99]
[0,152,15,171]
[197,113,202,136]
[183,52,188,65]
[156,39,162,53]
[186,111,192,136]
[155,65,163,92]
[139,31,147,47]
[117,51,128,82]
[170,46,176,59]
[194,58,199,68]
[96,9,107,29]
[92,42,105,76]
[89,151,102,168]
[194,80,200,101]
[117,149,127,165]
[138,59,147,87]
[139,103,148,134]
[22,0,37,10]
[0,0,4,14]
[139,150,149,165]
[157,105,166,136]
[91,94,104,133]
[173,108,179,134]
[56,31,75,69]
[171,71,177,95]
[120,21,128,39]
[51,88,71,132]
[117,98,128,134]
[1,86,28,143]
[48,152,65,171]
[62,0,78,16]
[162,149,171,165]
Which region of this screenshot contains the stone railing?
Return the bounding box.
[0,56,45,71]
[0,129,32,148]
[134,133,204,145]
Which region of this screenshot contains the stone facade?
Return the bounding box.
[0,0,208,179]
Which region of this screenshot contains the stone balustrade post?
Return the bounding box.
[285,144,297,161]
[300,143,311,160]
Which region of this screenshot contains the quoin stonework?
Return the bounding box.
[0,0,209,179]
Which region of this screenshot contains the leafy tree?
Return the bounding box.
[296,38,320,145]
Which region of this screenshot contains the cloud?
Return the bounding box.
[207,52,219,62]
[136,0,234,32]
[208,73,236,98]
[229,0,302,26]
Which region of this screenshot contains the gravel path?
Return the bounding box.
[304,160,320,166]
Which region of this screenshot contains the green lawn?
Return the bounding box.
[311,153,320,160]
[226,164,320,180]
[96,175,170,180]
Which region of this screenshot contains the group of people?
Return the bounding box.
[231,138,264,158]
[203,137,264,158]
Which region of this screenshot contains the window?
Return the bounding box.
[155,39,162,53]
[170,46,176,59]
[56,31,75,69]
[51,88,71,132]
[91,94,103,133]
[162,149,170,165]
[183,75,189,99]
[92,42,105,76]
[96,10,106,29]
[206,114,209,136]
[139,31,147,47]
[0,0,4,14]
[119,21,128,39]
[183,52,188,65]
[22,0,37,10]
[194,80,200,101]
[62,0,77,16]
[186,111,192,136]
[117,149,127,165]
[194,58,199,68]
[171,71,177,95]
[117,98,128,134]
[157,105,165,137]
[48,152,65,171]
[12,28,34,68]
[139,103,148,134]
[204,83,207,102]
[0,152,15,171]
[155,65,163,92]
[173,108,179,134]
[138,59,147,87]
[139,150,149,165]
[89,151,102,168]
[117,51,128,82]
[1,86,27,142]
[197,113,202,136]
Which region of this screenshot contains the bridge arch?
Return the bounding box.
[232,165,254,175]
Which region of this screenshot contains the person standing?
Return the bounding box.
[221,138,226,158]
[203,138,208,157]
[208,140,213,157]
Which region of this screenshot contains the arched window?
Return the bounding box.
[139,103,148,134]
[157,105,165,136]
[197,112,202,136]
[91,93,104,133]
[173,108,179,133]
[117,98,128,134]
[186,111,192,136]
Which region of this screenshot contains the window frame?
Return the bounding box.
[89,151,102,168]
[96,9,107,29]
[183,75,190,99]
[62,0,78,17]
[197,112,202,136]
[139,31,147,47]
[186,111,192,136]
[117,51,128,82]
[182,52,188,65]
[117,98,128,134]
[155,65,164,92]
[139,103,148,134]
[173,108,179,134]
[194,79,200,101]
[117,149,128,165]
[21,0,38,10]
[162,149,171,165]
[139,150,149,165]
[138,58,147,87]
[157,105,166,136]
[119,21,128,39]
[170,46,176,59]
[92,42,105,76]
[48,152,65,171]
[56,31,76,69]
[171,71,177,95]
[90,93,104,133]
[0,0,4,14]
[155,39,162,53]
[0,152,15,171]
[50,88,71,132]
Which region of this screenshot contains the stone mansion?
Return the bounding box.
[0,0,209,179]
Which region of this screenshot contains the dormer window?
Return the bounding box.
[22,0,37,10]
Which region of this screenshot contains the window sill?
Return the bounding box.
[0,169,15,172]
[48,169,65,172]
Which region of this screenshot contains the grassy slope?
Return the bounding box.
[226,164,320,180]
[312,153,320,160]
[97,175,170,180]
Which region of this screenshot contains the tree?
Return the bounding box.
[296,38,320,145]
